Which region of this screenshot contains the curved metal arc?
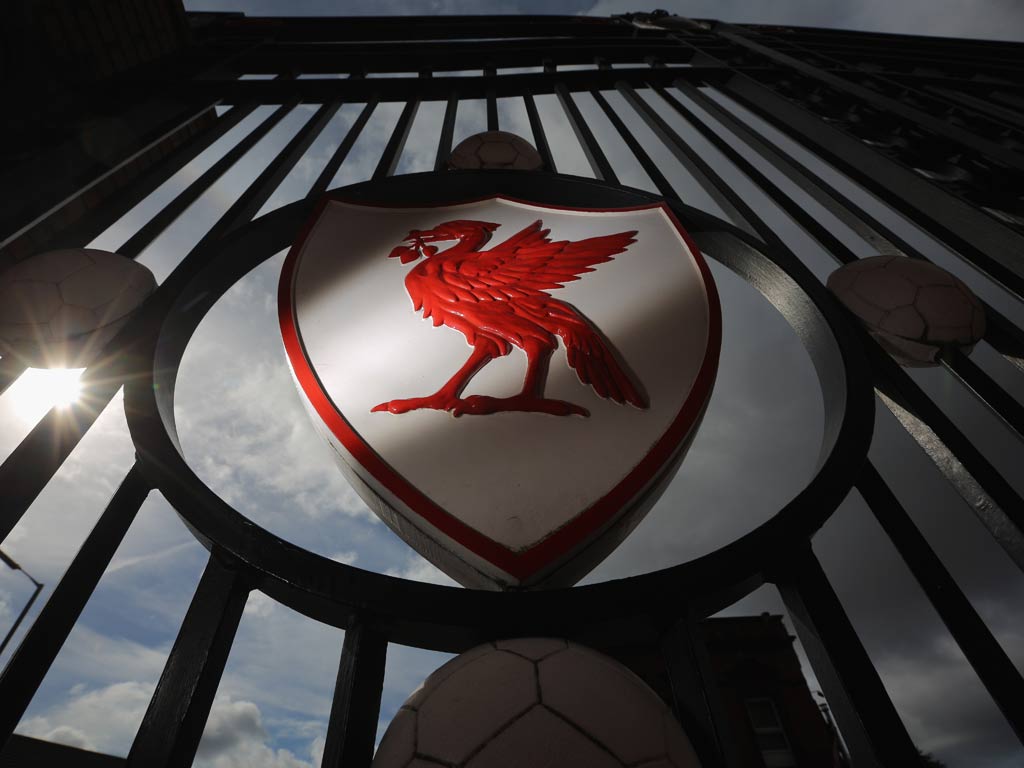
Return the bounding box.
[123,171,873,651]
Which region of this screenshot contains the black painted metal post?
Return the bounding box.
[857,463,1024,742]
[484,66,499,131]
[0,464,151,747]
[773,546,921,767]
[435,93,459,171]
[127,555,249,768]
[308,96,380,200]
[522,93,556,172]
[320,618,388,768]
[373,96,422,180]
[555,83,618,183]
[117,98,301,259]
[37,103,258,254]
[661,619,741,768]
[0,372,123,545]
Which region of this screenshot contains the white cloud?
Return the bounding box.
[194,695,322,768]
[18,680,154,755]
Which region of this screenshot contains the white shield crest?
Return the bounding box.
[279,195,720,589]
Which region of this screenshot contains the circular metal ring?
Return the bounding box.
[124,171,873,651]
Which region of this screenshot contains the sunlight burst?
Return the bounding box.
[8,368,85,420]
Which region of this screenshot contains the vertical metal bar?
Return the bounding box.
[0,372,123,545]
[320,618,388,768]
[857,462,1024,742]
[717,73,1024,297]
[0,358,26,398]
[434,93,459,172]
[127,555,249,768]
[647,74,1024,571]
[651,83,859,259]
[674,78,1024,370]
[942,347,1024,443]
[555,83,618,183]
[195,100,342,246]
[870,345,1024,572]
[591,89,675,198]
[117,99,301,259]
[0,464,151,746]
[661,620,740,768]
[37,103,259,253]
[616,82,761,239]
[522,93,556,172]
[373,97,422,180]
[0,581,42,658]
[307,96,380,199]
[0,101,224,252]
[773,546,921,767]
[713,24,1024,175]
[484,66,499,131]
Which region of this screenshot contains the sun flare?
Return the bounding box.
[8,368,85,420]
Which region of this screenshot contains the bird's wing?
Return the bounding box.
[443,220,637,301]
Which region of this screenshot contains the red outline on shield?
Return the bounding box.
[279,194,722,584]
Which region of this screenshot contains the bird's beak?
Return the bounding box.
[388,244,420,263]
[388,235,437,263]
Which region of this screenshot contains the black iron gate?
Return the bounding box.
[2,9,1023,768]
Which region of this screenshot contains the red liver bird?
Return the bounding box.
[372,218,648,417]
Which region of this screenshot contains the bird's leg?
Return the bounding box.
[372,344,494,414]
[454,339,589,417]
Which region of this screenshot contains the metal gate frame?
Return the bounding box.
[2,11,1023,768]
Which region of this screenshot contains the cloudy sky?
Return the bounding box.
[2,1,1024,767]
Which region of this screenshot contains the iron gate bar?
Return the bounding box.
[856,462,1024,742]
[34,103,259,255]
[0,100,225,253]
[615,82,760,239]
[434,92,459,172]
[714,73,1024,298]
[554,83,618,184]
[745,27,1024,144]
[308,95,380,201]
[117,96,302,259]
[521,92,555,172]
[126,554,250,768]
[320,619,388,768]
[866,339,1024,571]
[942,347,1024,443]
[373,89,424,181]
[0,362,124,545]
[0,464,152,744]
[926,86,1024,132]
[195,99,343,246]
[774,546,921,768]
[610,68,1020,744]
[484,67,499,132]
[589,89,676,199]
[671,78,1024,371]
[661,619,739,768]
[613,66,1024,743]
[650,80,859,261]
[651,80,1024,464]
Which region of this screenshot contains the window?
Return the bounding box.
[745,698,797,768]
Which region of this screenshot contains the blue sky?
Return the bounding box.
[2,2,1024,767]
